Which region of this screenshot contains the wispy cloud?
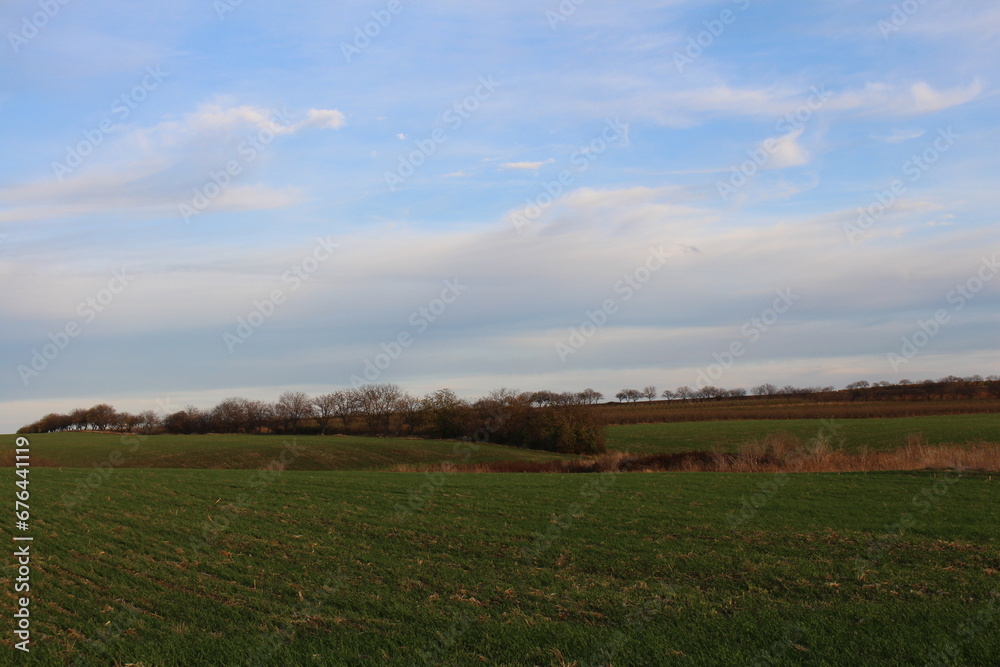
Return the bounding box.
[873,128,926,143]
[500,159,556,170]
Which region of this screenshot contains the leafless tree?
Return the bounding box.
[641,385,657,401]
[212,397,249,432]
[137,410,162,435]
[313,393,340,435]
[421,388,467,438]
[355,384,403,435]
[751,383,778,396]
[86,403,117,431]
[394,393,423,436]
[576,388,604,404]
[275,391,314,432]
[69,407,90,430]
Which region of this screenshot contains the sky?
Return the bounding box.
[1,0,998,433]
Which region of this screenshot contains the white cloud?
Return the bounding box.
[298,109,347,131]
[0,101,343,225]
[500,159,556,171]
[874,128,926,144]
[765,129,810,169]
[830,79,983,116]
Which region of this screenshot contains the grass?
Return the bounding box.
[595,397,1000,424]
[399,439,1000,474]
[0,432,573,471]
[2,467,998,665]
[606,414,1000,454]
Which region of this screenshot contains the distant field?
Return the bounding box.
[3,468,996,665]
[596,398,1000,424]
[606,414,1000,455]
[0,433,571,471]
[5,413,999,473]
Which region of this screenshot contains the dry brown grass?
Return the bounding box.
[394,435,1000,474]
[0,449,62,467]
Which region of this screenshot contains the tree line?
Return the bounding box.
[17,375,998,448]
[16,386,608,455]
[612,375,1000,403]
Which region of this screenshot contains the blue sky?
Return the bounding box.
[1,0,998,432]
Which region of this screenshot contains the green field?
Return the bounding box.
[3,466,998,665]
[3,432,571,471]
[12,413,1000,475]
[606,414,1000,455]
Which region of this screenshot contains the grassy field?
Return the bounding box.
[2,467,997,665]
[10,413,1000,474]
[595,397,1000,424]
[1,432,572,471]
[606,414,1000,455]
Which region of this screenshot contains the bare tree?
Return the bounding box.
[528,390,558,407]
[137,410,162,435]
[242,400,273,433]
[675,386,695,400]
[69,407,90,431]
[696,386,722,400]
[116,412,141,433]
[86,403,117,431]
[751,383,778,396]
[641,385,657,401]
[576,388,604,404]
[421,388,467,438]
[355,384,403,435]
[661,389,676,400]
[275,391,314,432]
[212,397,249,432]
[394,393,423,436]
[313,393,340,435]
